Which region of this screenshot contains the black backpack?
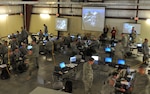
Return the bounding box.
[17,61,27,73]
[64,80,72,93]
[1,67,10,80]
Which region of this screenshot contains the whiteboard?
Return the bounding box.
[123,23,141,34]
[82,7,105,32]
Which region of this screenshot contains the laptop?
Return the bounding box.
[104,57,112,64]
[8,35,11,38]
[105,47,111,53]
[43,40,48,43]
[43,40,48,45]
[92,56,99,64]
[70,35,75,38]
[117,59,125,65]
[137,43,142,48]
[27,45,33,50]
[70,56,76,63]
[59,62,66,69]
[111,43,116,47]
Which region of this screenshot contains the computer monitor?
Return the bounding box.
[37,32,40,35]
[70,35,75,38]
[117,59,125,65]
[78,36,81,39]
[129,37,132,41]
[104,57,112,63]
[59,62,66,69]
[105,47,111,53]
[137,43,142,48]
[27,45,33,50]
[8,35,11,38]
[70,56,76,63]
[92,56,99,61]
[43,40,48,43]
[43,40,48,45]
[87,40,91,44]
[92,56,99,64]
[111,43,116,47]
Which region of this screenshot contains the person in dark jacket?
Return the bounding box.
[21,27,28,44]
[142,38,149,63]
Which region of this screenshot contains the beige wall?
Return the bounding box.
[105,19,132,39]
[0,15,23,37]
[106,19,150,43]
[29,15,103,37]
[64,16,102,37]
[61,17,150,43]
[138,20,150,42]
[0,14,147,44]
[30,14,57,35]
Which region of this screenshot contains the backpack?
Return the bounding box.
[1,67,10,80]
[64,80,72,93]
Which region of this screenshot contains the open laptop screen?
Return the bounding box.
[92,56,99,64]
[70,56,76,63]
[105,57,112,63]
[59,62,66,69]
[118,59,125,65]
[137,43,142,47]
[27,45,33,50]
[92,56,99,61]
[105,47,111,53]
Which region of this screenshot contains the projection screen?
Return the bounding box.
[82,7,105,32]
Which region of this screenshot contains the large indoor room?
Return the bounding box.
[0,0,149,94]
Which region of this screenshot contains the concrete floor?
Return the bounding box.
[0,47,149,94]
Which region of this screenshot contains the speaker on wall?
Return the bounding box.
[71,0,84,1]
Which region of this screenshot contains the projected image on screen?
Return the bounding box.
[55,18,68,31]
[82,7,105,31]
[123,23,141,34]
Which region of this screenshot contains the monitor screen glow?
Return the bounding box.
[137,43,142,47]
[78,36,81,39]
[92,56,99,61]
[43,40,47,43]
[113,43,116,47]
[70,56,76,63]
[8,35,10,38]
[27,45,33,50]
[92,56,99,64]
[37,32,40,35]
[59,62,66,69]
[118,59,125,65]
[105,47,111,52]
[105,57,112,63]
[71,35,75,38]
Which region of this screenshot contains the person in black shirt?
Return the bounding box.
[111,27,117,39]
[103,25,109,38]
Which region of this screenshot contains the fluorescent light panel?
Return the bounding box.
[146,19,150,25]
[40,13,50,19]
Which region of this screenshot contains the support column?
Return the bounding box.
[25,4,33,31]
[57,0,60,39]
[135,0,139,23]
[22,0,38,32]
